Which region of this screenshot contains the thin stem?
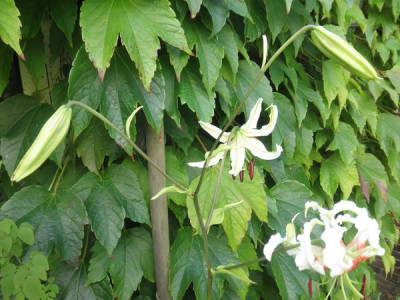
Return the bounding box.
[52,159,68,195]
[80,225,90,263]
[205,153,227,230]
[341,275,348,300]
[325,278,337,300]
[67,101,186,191]
[344,273,364,299]
[48,167,60,191]
[196,135,208,152]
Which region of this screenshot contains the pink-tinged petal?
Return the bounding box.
[244,137,282,160]
[199,121,230,143]
[263,233,287,261]
[229,134,245,176]
[242,98,263,131]
[242,104,278,137]
[188,151,224,168]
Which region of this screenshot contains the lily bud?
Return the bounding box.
[12,105,72,182]
[248,160,254,180]
[311,26,379,80]
[308,278,313,298]
[239,170,244,182]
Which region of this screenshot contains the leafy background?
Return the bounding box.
[0,0,400,299]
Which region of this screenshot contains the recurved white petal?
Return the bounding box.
[263,233,287,261]
[243,104,278,137]
[199,121,230,143]
[241,98,263,131]
[229,134,246,176]
[188,151,224,168]
[244,137,283,160]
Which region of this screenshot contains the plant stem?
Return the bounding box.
[67,101,186,191]
[52,159,68,195]
[80,225,90,263]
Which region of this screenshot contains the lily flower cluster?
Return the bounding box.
[263,200,385,277]
[188,98,283,178]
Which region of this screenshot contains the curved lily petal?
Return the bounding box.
[199,121,230,143]
[244,137,283,160]
[242,104,278,137]
[263,233,286,261]
[229,134,246,176]
[241,98,263,131]
[188,151,224,168]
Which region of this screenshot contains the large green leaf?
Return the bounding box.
[54,263,113,300]
[71,164,150,254]
[184,0,202,17]
[203,0,229,35]
[49,0,77,45]
[169,227,247,300]
[327,122,358,165]
[0,41,13,96]
[178,60,215,122]
[0,95,53,176]
[22,31,45,87]
[68,47,103,139]
[186,160,267,250]
[183,19,224,96]
[217,25,239,82]
[0,0,23,55]
[235,61,273,118]
[244,0,267,42]
[1,186,86,260]
[320,152,359,199]
[80,0,190,89]
[376,113,400,156]
[15,0,46,40]
[322,60,349,109]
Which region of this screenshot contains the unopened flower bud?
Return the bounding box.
[239,170,244,182]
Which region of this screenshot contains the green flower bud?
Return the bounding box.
[11,105,72,182]
[311,26,379,80]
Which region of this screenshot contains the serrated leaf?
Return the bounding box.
[217,25,239,81]
[185,0,202,17]
[49,0,77,46]
[169,227,244,300]
[320,153,359,199]
[347,90,378,134]
[186,160,267,250]
[165,147,189,206]
[183,19,224,96]
[178,60,215,121]
[263,0,287,41]
[203,0,229,35]
[76,117,112,175]
[387,64,400,93]
[54,263,113,300]
[327,122,358,165]
[227,0,251,19]
[0,0,23,55]
[322,60,349,109]
[80,0,190,89]
[18,223,34,246]
[0,96,53,176]
[244,0,267,42]
[235,61,273,118]
[166,45,190,81]
[376,113,400,156]
[0,41,13,96]
[1,186,86,260]
[68,47,103,139]
[87,242,112,285]
[15,0,46,40]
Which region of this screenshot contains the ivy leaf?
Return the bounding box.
[183,19,224,96]
[186,160,267,250]
[0,42,13,96]
[80,0,190,89]
[0,96,53,176]
[203,0,229,35]
[263,0,287,41]
[271,252,309,300]
[0,0,23,55]
[217,25,239,82]
[227,0,251,19]
[376,113,400,156]
[327,122,358,165]
[244,0,267,42]
[320,153,359,199]
[87,242,112,285]
[76,117,112,175]
[185,0,202,18]
[166,45,190,81]
[71,164,149,254]
[169,227,244,300]
[54,263,113,300]
[1,186,86,260]
[178,60,215,122]
[347,90,378,134]
[322,60,349,109]
[235,61,273,118]
[68,47,103,139]
[15,0,46,40]
[49,0,77,46]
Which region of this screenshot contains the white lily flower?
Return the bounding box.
[188,98,283,176]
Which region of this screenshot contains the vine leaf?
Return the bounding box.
[1,186,87,260]
[0,42,14,96]
[80,0,190,89]
[184,0,202,18]
[186,160,267,250]
[15,0,46,39]
[70,164,150,254]
[49,0,77,46]
[0,0,23,55]
[327,122,358,165]
[376,113,400,156]
[322,60,350,109]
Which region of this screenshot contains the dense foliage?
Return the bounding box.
[0,0,399,299]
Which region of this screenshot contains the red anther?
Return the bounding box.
[248,160,254,180]
[308,278,312,298]
[239,170,244,182]
[360,274,367,297]
[232,174,236,180]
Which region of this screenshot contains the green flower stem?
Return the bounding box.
[343,273,364,299]
[52,158,69,195]
[67,101,186,191]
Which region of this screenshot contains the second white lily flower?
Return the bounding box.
[188,98,283,176]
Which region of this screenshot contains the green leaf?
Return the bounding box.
[186,160,267,250]
[0,96,53,176]
[1,186,86,260]
[22,31,46,87]
[80,0,190,89]
[376,113,400,156]
[178,60,215,122]
[49,0,77,46]
[54,263,113,300]
[0,41,13,96]
[166,147,189,206]
[166,45,190,81]
[264,0,287,41]
[235,61,273,118]
[68,47,103,139]
[0,0,23,55]
[347,90,378,134]
[203,0,229,35]
[71,164,149,254]
[327,122,358,165]
[15,0,46,39]
[87,242,112,285]
[271,252,309,300]
[217,25,239,81]
[322,60,349,109]
[387,64,400,92]
[169,227,244,300]
[22,275,42,300]
[244,0,267,42]
[184,0,202,18]
[226,0,251,19]
[18,222,34,245]
[76,117,112,175]
[183,19,224,96]
[109,229,154,300]
[320,153,359,199]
